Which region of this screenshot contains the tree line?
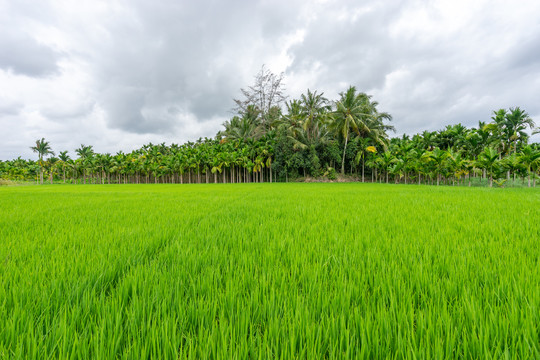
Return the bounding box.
[1,67,539,187]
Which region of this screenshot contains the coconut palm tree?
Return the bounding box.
[332,86,393,174]
[332,87,373,174]
[30,138,55,184]
[220,105,263,141]
[300,89,331,142]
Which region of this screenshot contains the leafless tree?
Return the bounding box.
[233,65,288,129]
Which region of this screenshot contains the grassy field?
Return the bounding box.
[1,183,540,358]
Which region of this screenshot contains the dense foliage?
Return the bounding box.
[1,184,539,357]
[1,83,539,187]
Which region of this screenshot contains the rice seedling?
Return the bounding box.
[1,183,539,358]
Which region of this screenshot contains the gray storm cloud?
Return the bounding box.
[0,0,539,159]
[0,34,60,77]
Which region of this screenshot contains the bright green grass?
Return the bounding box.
[1,183,540,359]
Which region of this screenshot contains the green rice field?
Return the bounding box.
[1,183,540,358]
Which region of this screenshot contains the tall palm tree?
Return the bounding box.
[30,138,55,184]
[423,148,449,186]
[300,89,331,142]
[355,137,377,182]
[421,131,437,151]
[75,145,94,184]
[58,151,71,183]
[220,105,263,141]
[332,86,392,174]
[477,147,500,187]
[46,157,59,184]
[377,151,396,184]
[332,87,372,174]
[518,146,540,187]
[504,107,536,154]
[484,109,507,154]
[446,150,468,185]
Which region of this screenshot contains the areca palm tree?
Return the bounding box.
[423,148,449,186]
[504,107,535,154]
[45,157,59,184]
[58,151,71,183]
[477,147,500,187]
[30,138,55,184]
[518,146,540,187]
[355,137,377,182]
[210,156,222,183]
[377,151,396,184]
[75,144,94,184]
[484,109,507,154]
[421,131,437,151]
[446,150,468,185]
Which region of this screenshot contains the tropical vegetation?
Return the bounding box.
[1,70,539,187]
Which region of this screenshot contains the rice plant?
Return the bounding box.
[1,183,539,358]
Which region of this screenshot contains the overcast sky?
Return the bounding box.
[1,0,539,160]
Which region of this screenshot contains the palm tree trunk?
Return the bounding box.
[341,135,349,175]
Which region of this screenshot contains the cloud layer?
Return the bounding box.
[1,0,539,159]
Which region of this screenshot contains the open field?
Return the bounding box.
[1,183,540,358]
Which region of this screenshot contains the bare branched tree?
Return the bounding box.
[233,65,288,129]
